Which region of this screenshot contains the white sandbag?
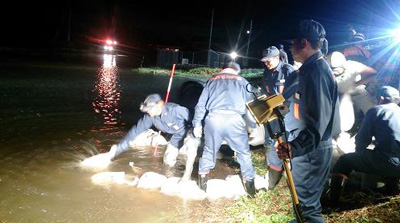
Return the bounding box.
[206,179,236,200]
[129,129,168,147]
[91,172,126,185]
[137,172,167,189]
[160,177,182,196]
[339,94,355,132]
[161,177,206,200]
[335,132,356,154]
[225,175,247,199]
[248,124,265,146]
[80,152,112,169]
[176,180,207,200]
[254,174,268,191]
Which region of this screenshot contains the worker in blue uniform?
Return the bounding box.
[260,45,297,190]
[104,93,191,167]
[276,19,341,223]
[192,62,257,197]
[330,86,400,203]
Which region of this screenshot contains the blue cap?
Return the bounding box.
[140,94,162,112]
[261,46,280,62]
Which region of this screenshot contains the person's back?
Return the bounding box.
[193,62,257,197]
[202,71,250,114]
[357,103,400,160]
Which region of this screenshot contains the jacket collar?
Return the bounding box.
[299,51,323,72]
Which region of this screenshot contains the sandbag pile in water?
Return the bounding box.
[91,171,269,201]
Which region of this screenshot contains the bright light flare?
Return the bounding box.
[230,52,238,59]
[389,27,400,43]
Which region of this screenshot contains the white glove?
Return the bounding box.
[163,144,179,167]
[108,144,117,159]
[80,145,117,169]
[193,127,203,138]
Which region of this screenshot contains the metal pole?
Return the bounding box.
[208,9,214,50]
[153,64,176,155]
[67,3,71,43]
[207,9,214,67]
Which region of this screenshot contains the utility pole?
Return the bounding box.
[207,8,214,67]
[67,0,71,43]
[208,8,214,50]
[246,19,253,58]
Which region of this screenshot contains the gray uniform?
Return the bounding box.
[193,69,256,181]
[114,103,189,157]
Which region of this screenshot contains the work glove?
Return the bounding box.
[193,127,203,138]
[163,144,179,167]
[108,144,117,160]
[80,144,117,169]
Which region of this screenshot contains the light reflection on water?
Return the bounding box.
[92,54,121,127]
[0,59,235,223]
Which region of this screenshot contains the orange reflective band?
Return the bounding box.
[294,103,300,119]
[279,86,284,94]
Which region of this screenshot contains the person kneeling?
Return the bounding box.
[330,86,400,204]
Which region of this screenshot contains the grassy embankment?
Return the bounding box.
[134,66,264,80]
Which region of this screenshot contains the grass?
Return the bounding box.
[224,148,400,223]
[133,66,263,79]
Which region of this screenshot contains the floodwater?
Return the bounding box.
[0,53,235,223]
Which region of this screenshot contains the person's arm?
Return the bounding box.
[355,107,375,151]
[355,64,377,86]
[113,115,153,157]
[290,73,333,157]
[169,106,190,147]
[192,82,210,128]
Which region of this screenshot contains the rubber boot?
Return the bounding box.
[383,177,400,196]
[244,179,256,198]
[198,174,208,192]
[268,168,283,190]
[329,174,348,204]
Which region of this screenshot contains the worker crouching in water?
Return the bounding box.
[91,93,194,169]
[192,62,258,197]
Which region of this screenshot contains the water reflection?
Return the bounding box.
[92,54,121,127]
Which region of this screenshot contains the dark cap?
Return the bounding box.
[293,19,326,41]
[260,46,280,62]
[376,86,400,102]
[140,94,162,112]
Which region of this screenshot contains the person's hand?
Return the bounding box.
[163,144,179,167]
[108,144,117,159]
[193,127,203,138]
[276,142,292,160]
[80,145,117,169]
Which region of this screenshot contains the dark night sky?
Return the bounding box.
[1,0,400,57]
